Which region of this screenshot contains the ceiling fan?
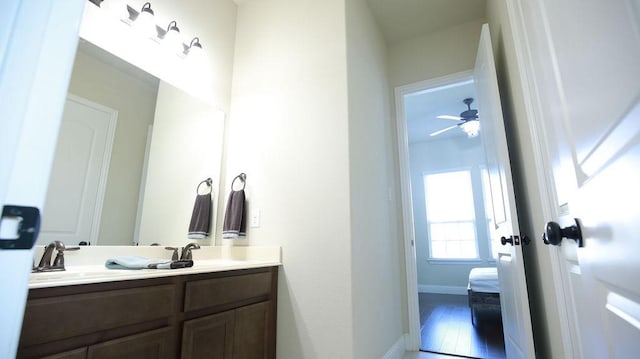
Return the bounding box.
[430,97,480,138]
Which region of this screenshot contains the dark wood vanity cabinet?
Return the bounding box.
[18,267,278,359]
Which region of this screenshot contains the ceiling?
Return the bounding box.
[365,0,486,144]
[366,0,487,44]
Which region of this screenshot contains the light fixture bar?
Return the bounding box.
[119,4,200,57]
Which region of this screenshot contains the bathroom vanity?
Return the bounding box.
[18,247,280,359]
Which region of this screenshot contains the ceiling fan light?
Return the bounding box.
[461,120,480,138]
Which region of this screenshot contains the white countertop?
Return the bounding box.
[29,246,281,289]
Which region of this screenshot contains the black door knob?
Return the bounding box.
[501,236,513,246]
[542,219,584,247]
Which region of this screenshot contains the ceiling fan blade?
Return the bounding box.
[436,115,463,121]
[429,124,459,137]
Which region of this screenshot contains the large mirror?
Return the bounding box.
[38,39,224,248]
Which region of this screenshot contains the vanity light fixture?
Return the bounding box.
[163,21,183,53]
[133,2,157,38]
[101,1,205,59]
[186,37,203,57]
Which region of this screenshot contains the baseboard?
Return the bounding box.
[382,335,406,359]
[418,284,467,295]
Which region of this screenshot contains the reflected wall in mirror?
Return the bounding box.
[39,39,224,247]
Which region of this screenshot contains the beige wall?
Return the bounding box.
[67,47,158,245]
[388,18,486,88]
[346,0,405,357]
[225,0,354,357]
[486,0,564,357]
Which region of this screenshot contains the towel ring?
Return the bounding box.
[231,173,246,191]
[196,178,213,195]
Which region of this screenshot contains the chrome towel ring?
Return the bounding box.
[231,173,246,191]
[196,178,213,195]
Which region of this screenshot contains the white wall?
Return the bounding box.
[409,136,495,291]
[67,46,158,246]
[139,83,225,247]
[485,1,563,357]
[346,0,405,357]
[388,18,486,88]
[226,0,354,357]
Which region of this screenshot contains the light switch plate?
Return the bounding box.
[250,209,260,228]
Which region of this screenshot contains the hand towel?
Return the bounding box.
[222,189,246,238]
[105,256,171,270]
[188,193,212,239]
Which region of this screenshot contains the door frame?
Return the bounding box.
[497,0,580,356]
[394,70,475,350]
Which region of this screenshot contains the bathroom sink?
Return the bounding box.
[29,265,124,284]
[194,259,250,268]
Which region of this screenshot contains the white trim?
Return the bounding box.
[382,335,406,359]
[394,70,474,352]
[426,258,484,265]
[504,0,580,358]
[134,124,154,245]
[418,285,468,295]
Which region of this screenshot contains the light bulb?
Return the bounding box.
[163,21,183,54]
[133,2,157,39]
[462,120,480,138]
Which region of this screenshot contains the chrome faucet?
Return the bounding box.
[180,242,200,260]
[34,241,79,272]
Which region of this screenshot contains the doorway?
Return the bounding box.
[395,72,506,358]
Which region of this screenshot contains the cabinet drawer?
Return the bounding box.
[87,327,173,359]
[184,272,272,312]
[21,284,175,346]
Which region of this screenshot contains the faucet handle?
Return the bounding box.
[165,247,179,261]
[181,243,201,260]
[51,245,79,269]
[52,251,65,268]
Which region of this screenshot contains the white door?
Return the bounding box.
[0,0,84,356]
[509,0,640,357]
[39,95,117,246]
[474,24,535,359]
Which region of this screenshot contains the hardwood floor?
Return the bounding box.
[419,293,505,359]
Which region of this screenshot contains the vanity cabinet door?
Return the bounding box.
[41,348,87,359]
[181,301,274,359]
[233,301,273,359]
[181,310,235,359]
[87,327,173,359]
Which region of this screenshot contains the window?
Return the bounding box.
[481,167,500,259]
[424,170,477,259]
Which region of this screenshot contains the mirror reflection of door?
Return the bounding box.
[39,40,159,247]
[40,95,117,246]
